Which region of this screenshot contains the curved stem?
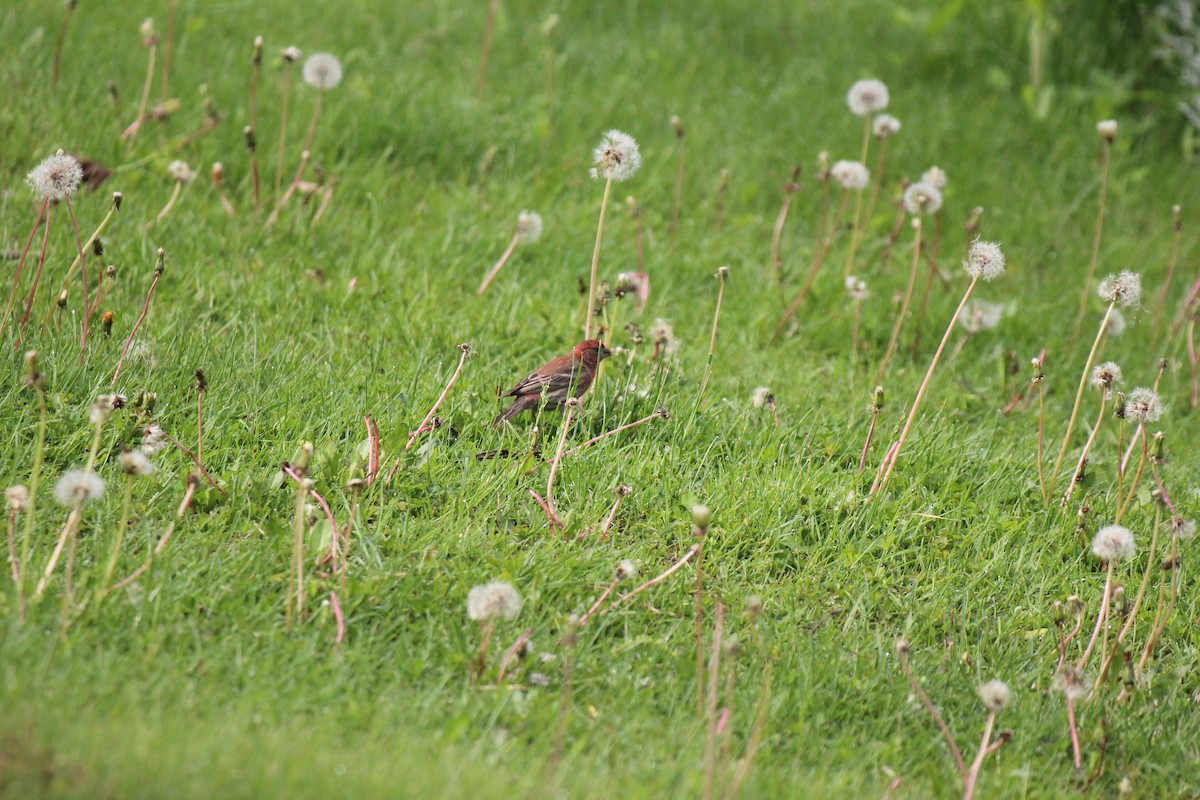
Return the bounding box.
[1061,389,1109,508]
[584,178,613,340]
[874,217,925,385]
[1077,562,1114,671]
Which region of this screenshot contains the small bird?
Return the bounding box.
[494,339,612,427]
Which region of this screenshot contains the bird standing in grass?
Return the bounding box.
[494,339,611,426]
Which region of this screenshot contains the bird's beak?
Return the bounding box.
[599,346,614,360]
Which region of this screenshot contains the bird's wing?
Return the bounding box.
[505,367,578,398]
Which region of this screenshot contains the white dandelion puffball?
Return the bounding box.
[119,449,156,477]
[1090,361,1122,389]
[920,166,947,190]
[141,423,169,456]
[467,581,522,621]
[303,53,343,90]
[590,130,642,181]
[1124,387,1163,425]
[964,240,1005,281]
[5,485,29,512]
[872,114,901,138]
[1097,270,1141,307]
[516,210,543,243]
[958,299,1003,333]
[902,182,943,215]
[978,680,1011,713]
[751,386,773,408]
[847,79,889,116]
[1097,119,1118,139]
[845,276,869,301]
[830,160,870,191]
[27,150,83,202]
[168,160,196,183]
[1091,524,1135,562]
[54,470,106,507]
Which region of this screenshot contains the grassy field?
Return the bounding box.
[2,0,1199,797]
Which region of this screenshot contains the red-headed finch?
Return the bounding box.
[494,339,612,427]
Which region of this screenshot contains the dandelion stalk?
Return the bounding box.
[1,198,48,338]
[875,220,924,384]
[274,47,301,203]
[43,192,122,331]
[161,0,176,101]
[1073,124,1116,341]
[15,200,54,345]
[286,444,313,628]
[773,187,851,339]
[585,178,613,340]
[6,502,25,622]
[692,506,711,720]
[895,639,966,779]
[249,36,264,215]
[871,240,1003,497]
[1151,205,1183,347]
[770,166,802,288]
[1048,301,1117,501]
[702,600,724,800]
[1097,505,1161,686]
[475,0,500,105]
[125,23,158,143]
[1060,388,1109,509]
[101,472,136,597]
[107,473,197,596]
[544,398,580,526]
[52,0,78,89]
[405,344,471,452]
[697,267,729,403]
[670,116,685,249]
[111,249,165,387]
[1032,358,1049,504]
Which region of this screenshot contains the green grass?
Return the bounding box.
[2,0,1199,797]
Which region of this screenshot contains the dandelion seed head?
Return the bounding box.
[89,394,125,426]
[872,114,901,138]
[1097,270,1141,307]
[1170,516,1196,541]
[957,299,1003,333]
[1097,119,1118,140]
[119,449,156,477]
[54,470,105,507]
[167,160,196,183]
[27,150,83,202]
[467,581,522,621]
[751,386,774,408]
[303,53,343,90]
[516,210,543,243]
[141,423,169,456]
[845,275,869,301]
[615,560,637,580]
[282,46,302,63]
[590,129,642,181]
[1107,308,1126,336]
[5,485,29,512]
[651,318,674,345]
[920,166,947,190]
[978,679,1011,713]
[830,160,870,191]
[902,181,943,215]
[847,79,889,116]
[1124,387,1163,425]
[964,240,1005,281]
[1092,524,1136,562]
[1090,361,1122,390]
[1052,667,1088,700]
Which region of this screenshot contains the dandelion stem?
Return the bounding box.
[1115,430,1147,524]
[111,251,165,388]
[770,167,802,286]
[1,198,48,338]
[475,0,499,105]
[549,409,667,463]
[478,233,521,295]
[874,217,925,385]
[34,505,82,600]
[584,178,613,340]
[146,181,184,230]
[697,271,727,403]
[15,203,54,345]
[773,188,850,339]
[405,344,470,453]
[7,510,24,622]
[1073,138,1112,341]
[51,1,76,89]
[265,151,311,229]
[106,475,198,596]
[1048,301,1115,501]
[1151,205,1183,348]
[544,402,577,525]
[871,274,978,495]
[42,194,121,331]
[961,712,996,800]
[127,39,158,143]
[275,59,295,205]
[249,37,263,215]
[1061,389,1108,508]
[609,543,700,611]
[897,644,966,779]
[100,474,135,597]
[702,601,724,800]
[1076,561,1114,671]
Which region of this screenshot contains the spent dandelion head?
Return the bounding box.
[964,239,1005,281]
[958,299,1003,333]
[167,160,196,183]
[1169,516,1196,541]
[119,449,156,477]
[847,78,889,116]
[1124,387,1163,424]
[751,386,774,408]
[1090,361,1122,390]
[5,485,29,512]
[920,166,947,190]
[140,423,169,456]
[590,130,642,181]
[1052,667,1088,700]
[54,470,106,507]
[1097,119,1118,142]
[615,560,637,581]
[1092,524,1136,562]
[516,210,543,243]
[872,114,901,139]
[830,160,870,191]
[282,45,302,63]
[1098,270,1141,307]
[691,504,712,530]
[27,150,83,202]
[467,581,522,621]
[303,53,343,90]
[902,181,943,215]
[977,680,1012,714]
[845,275,869,302]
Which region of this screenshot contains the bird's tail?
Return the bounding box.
[493,398,526,428]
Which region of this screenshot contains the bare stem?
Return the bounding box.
[478,233,521,295]
[1061,389,1109,508]
[773,189,851,339]
[961,712,996,800]
[584,178,614,340]
[112,252,165,387]
[406,344,471,452]
[1073,140,1112,341]
[1076,562,1114,671]
[874,217,925,386]
[897,645,966,779]
[475,0,499,105]
[544,401,578,524]
[1,199,48,337]
[702,601,724,800]
[697,272,727,402]
[1151,205,1183,348]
